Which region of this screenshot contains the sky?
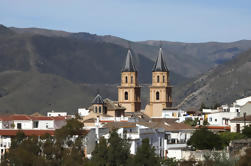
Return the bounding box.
[0,0,251,42]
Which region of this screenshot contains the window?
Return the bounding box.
[99,106,102,113]
[209,117,212,122]
[17,123,22,129]
[46,123,49,129]
[33,121,39,128]
[215,119,217,122]
[131,76,133,83]
[163,76,165,82]
[125,76,128,83]
[157,75,160,83]
[95,106,97,113]
[156,91,160,100]
[125,92,128,100]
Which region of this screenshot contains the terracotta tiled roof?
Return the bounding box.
[104,122,136,129]
[205,126,230,130]
[102,121,193,132]
[231,115,251,122]
[30,116,53,120]
[138,121,194,131]
[50,116,68,120]
[89,98,126,112]
[0,130,55,136]
[0,115,10,121]
[7,114,31,120]
[151,118,178,123]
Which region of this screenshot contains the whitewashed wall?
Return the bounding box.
[35,120,54,129]
[14,120,32,129]
[230,121,251,132]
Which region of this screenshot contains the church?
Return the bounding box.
[86,47,172,119]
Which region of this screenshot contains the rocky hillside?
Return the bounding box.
[1,24,251,114]
[176,48,251,109]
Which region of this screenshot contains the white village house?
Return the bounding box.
[0,114,68,160]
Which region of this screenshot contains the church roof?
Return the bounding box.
[122,49,136,72]
[152,47,168,72]
[92,94,104,105]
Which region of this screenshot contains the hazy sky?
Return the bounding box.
[1,0,251,42]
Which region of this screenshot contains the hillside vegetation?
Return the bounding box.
[176,48,251,109]
[1,24,251,113]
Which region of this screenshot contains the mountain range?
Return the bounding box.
[0,24,251,114]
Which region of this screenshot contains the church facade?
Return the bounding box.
[87,47,172,118]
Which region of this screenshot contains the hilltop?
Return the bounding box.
[1,24,251,113]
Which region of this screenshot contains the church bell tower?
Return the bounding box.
[145,47,172,117]
[118,49,141,112]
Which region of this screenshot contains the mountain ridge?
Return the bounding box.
[1,24,251,113]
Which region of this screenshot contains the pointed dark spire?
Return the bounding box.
[92,93,104,105]
[152,47,168,72]
[122,49,136,72]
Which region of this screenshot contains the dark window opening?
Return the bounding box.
[125,92,128,100]
[125,76,128,83]
[156,92,160,100]
[157,75,160,83]
[17,123,22,129]
[99,106,102,113]
[237,124,240,133]
[33,121,39,128]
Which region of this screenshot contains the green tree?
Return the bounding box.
[219,132,245,147]
[133,138,160,166]
[107,130,131,166]
[161,157,178,166]
[188,127,223,150]
[242,126,251,138]
[184,118,199,126]
[90,137,108,166]
[1,135,46,166]
[1,118,88,166]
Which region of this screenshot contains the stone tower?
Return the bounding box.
[118,49,141,112]
[145,47,172,117]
